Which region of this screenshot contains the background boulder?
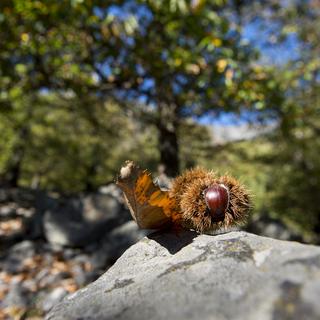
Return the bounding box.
[43,184,129,247]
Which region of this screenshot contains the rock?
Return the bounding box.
[98,184,124,201]
[42,287,68,313]
[71,264,87,287]
[91,221,149,269]
[0,240,36,273]
[38,271,71,289]
[62,248,80,260]
[8,239,36,256]
[0,204,17,219]
[2,282,29,309]
[43,184,130,247]
[0,188,50,241]
[0,187,39,210]
[245,214,304,242]
[47,231,320,320]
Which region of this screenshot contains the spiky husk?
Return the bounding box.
[171,168,251,233]
[170,167,214,200]
[169,168,216,226]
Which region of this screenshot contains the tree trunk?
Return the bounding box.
[5,126,28,187]
[84,158,100,192]
[313,217,320,245]
[6,151,23,187]
[157,103,180,177]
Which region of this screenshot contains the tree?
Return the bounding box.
[236,0,320,240]
[0,0,278,182]
[270,1,320,239]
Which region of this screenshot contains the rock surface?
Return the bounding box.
[43,184,129,247]
[47,231,320,320]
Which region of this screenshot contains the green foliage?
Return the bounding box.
[1,0,281,178]
[269,68,320,236]
[211,0,320,239]
[263,1,320,238]
[0,93,131,191]
[202,129,320,240]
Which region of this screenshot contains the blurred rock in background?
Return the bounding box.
[0,184,147,319]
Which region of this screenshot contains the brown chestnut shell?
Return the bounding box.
[204,184,229,222]
[172,168,251,233]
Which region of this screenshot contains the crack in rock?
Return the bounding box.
[105,278,134,293]
[284,254,320,268]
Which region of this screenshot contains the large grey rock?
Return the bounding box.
[47,231,320,320]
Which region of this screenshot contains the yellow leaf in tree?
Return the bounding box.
[212,38,222,47]
[21,33,30,42]
[217,59,228,73]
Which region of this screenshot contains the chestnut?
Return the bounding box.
[204,184,229,222]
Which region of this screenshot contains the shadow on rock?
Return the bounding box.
[147,229,198,254]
